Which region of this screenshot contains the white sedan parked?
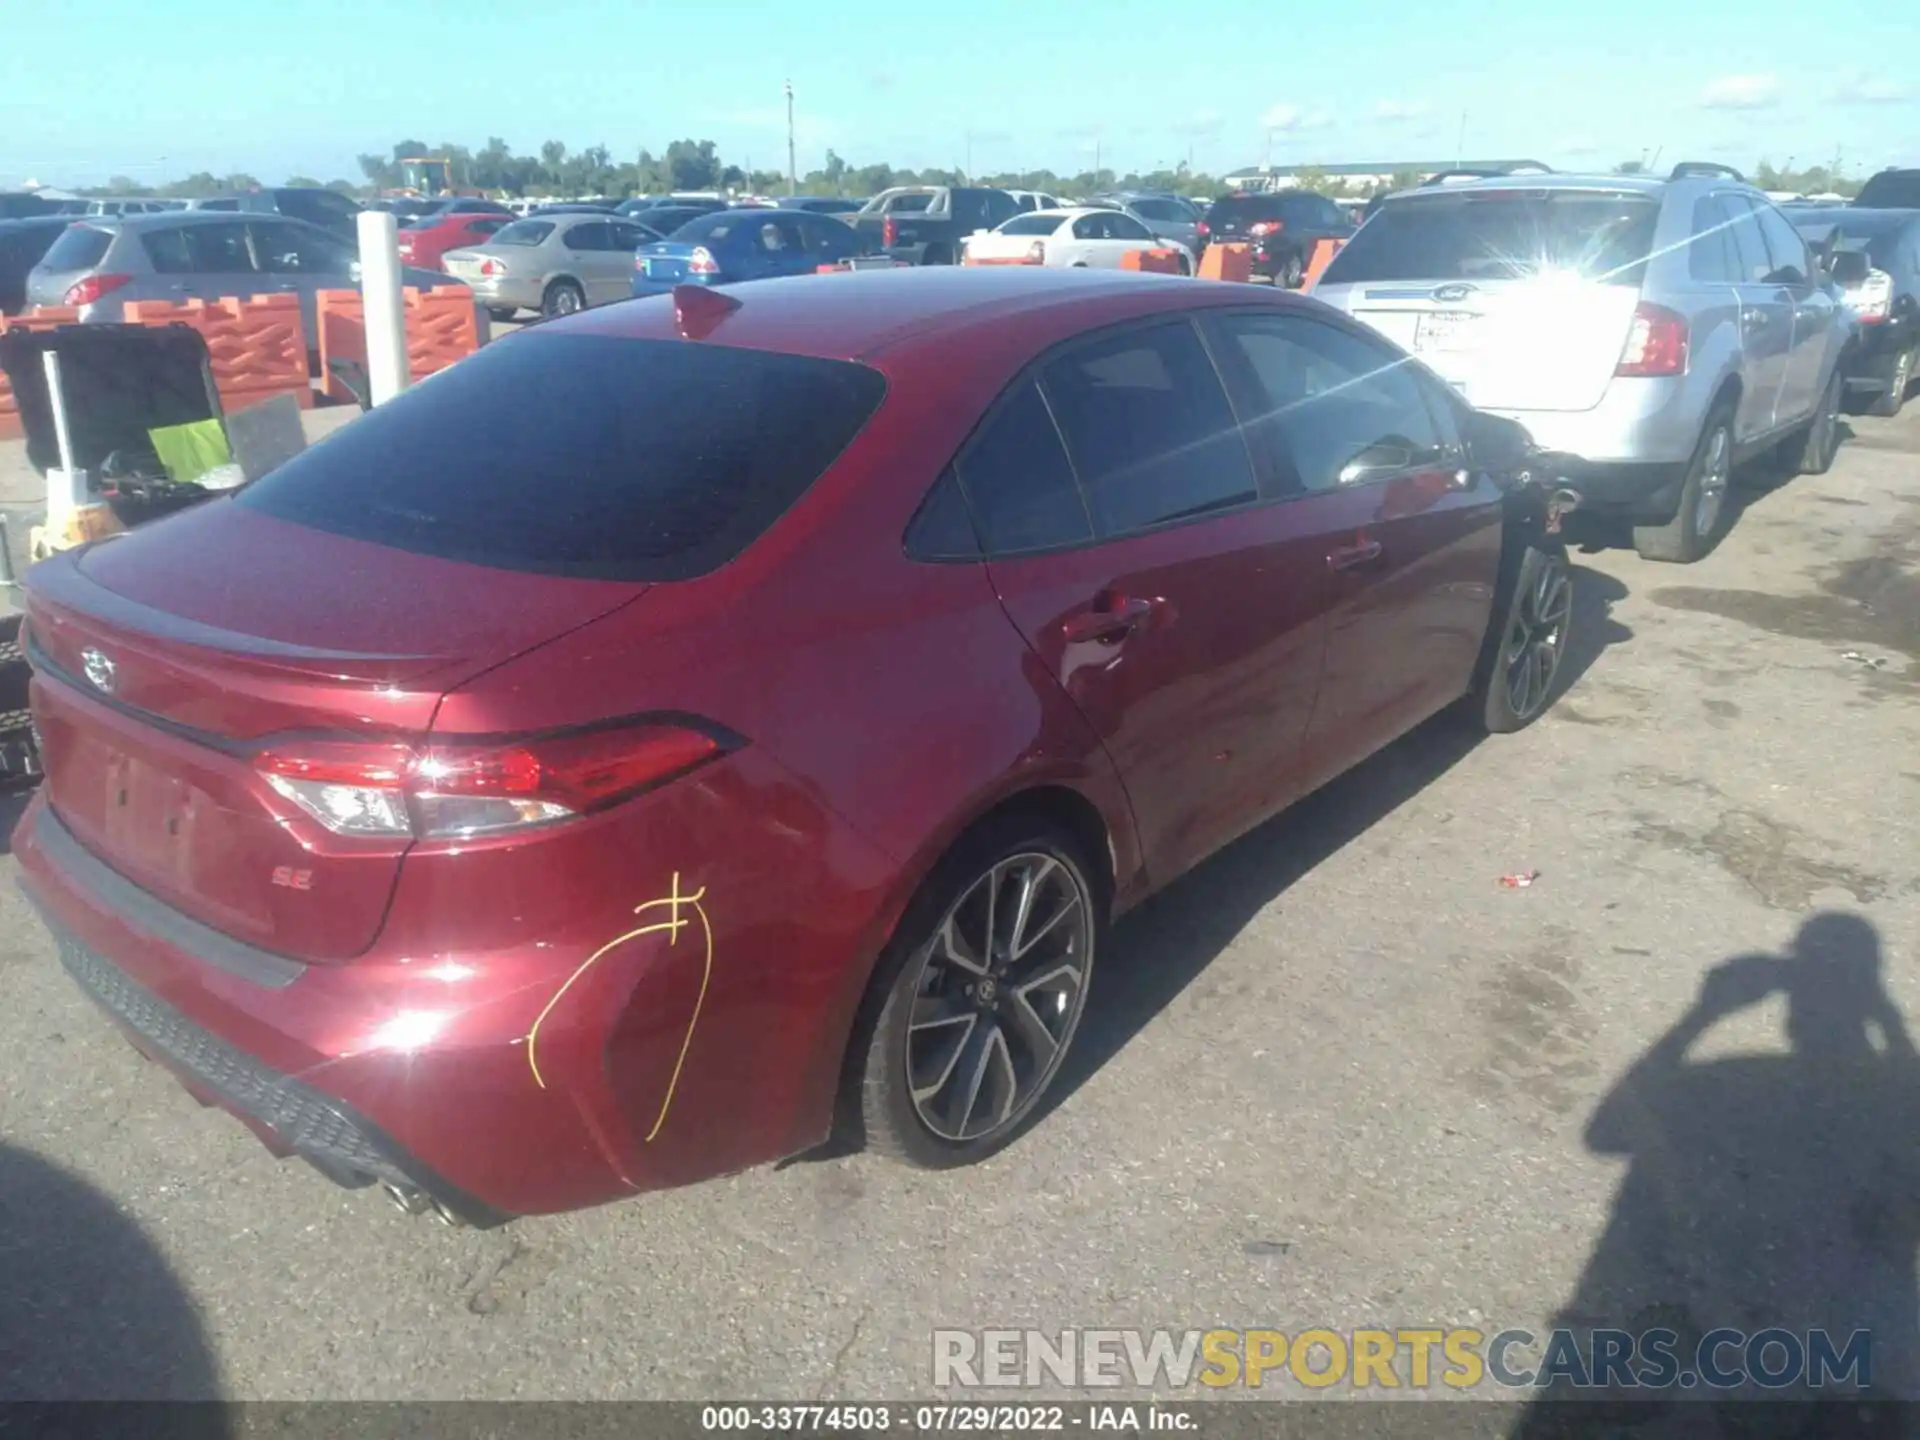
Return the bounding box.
[962,207,1196,273]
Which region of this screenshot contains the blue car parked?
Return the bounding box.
[631,208,868,296]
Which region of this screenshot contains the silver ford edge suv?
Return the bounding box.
[1311,164,1858,562]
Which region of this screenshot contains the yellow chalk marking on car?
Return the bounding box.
[524,874,714,1147]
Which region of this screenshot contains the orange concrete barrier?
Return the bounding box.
[1198,242,1252,283]
[1303,236,1347,290]
[1120,248,1186,275]
[0,307,83,440]
[314,287,480,403]
[123,295,311,414]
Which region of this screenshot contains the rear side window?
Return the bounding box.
[953,380,1091,554]
[491,220,553,246]
[999,214,1058,236]
[237,336,887,581]
[1324,191,1659,285]
[1721,197,1774,283]
[1041,321,1257,535]
[1688,196,1742,283]
[38,225,113,271]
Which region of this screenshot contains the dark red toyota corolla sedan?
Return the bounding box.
[14,268,1576,1224]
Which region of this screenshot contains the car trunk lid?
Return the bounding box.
[26,501,646,963]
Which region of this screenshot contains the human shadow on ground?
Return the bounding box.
[1514,912,1919,1440]
[0,1141,228,1429]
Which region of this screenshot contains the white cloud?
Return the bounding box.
[1373,99,1428,122]
[1833,74,1910,104]
[1701,74,1780,110]
[1262,103,1302,132]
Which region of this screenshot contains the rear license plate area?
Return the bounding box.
[1415,311,1480,352]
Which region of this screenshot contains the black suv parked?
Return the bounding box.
[1198,190,1354,287]
[1854,169,1920,210]
[1792,206,1920,416]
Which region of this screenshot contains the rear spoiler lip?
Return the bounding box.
[27,542,442,666]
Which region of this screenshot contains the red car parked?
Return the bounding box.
[14,268,1579,1225]
[396,213,513,271]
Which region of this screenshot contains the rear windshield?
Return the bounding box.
[1855,173,1920,209]
[489,220,553,246]
[1206,195,1286,224]
[861,191,935,215]
[998,214,1060,236]
[37,225,112,271]
[236,334,888,581]
[1323,190,1660,286]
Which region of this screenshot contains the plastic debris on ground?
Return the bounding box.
[1499,870,1542,889]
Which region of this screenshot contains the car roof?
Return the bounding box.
[552,265,1308,365]
[62,209,303,232]
[1377,171,1679,201]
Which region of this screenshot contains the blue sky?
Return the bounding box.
[5,0,1914,188]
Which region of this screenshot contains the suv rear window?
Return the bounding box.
[38,225,112,271]
[1324,190,1660,286]
[1854,171,1920,209]
[236,334,888,581]
[1205,195,1286,226]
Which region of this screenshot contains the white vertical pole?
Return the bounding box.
[40,349,86,539]
[43,351,77,475]
[357,208,409,407]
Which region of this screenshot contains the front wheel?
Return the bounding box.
[1473,544,1574,733]
[1177,253,1193,277]
[1278,250,1305,288]
[857,818,1101,1169]
[1868,344,1913,418]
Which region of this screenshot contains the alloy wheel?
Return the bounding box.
[1693,426,1731,537]
[1894,349,1913,400]
[1501,555,1572,721]
[550,287,581,316]
[905,852,1093,1144]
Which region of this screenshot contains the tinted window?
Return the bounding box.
[903,469,981,560]
[1207,195,1286,227]
[185,222,260,273]
[1688,196,1742,284]
[1723,197,1773,283]
[194,198,239,212]
[562,222,610,250]
[1218,314,1441,493]
[1855,171,1920,209]
[1324,190,1660,285]
[467,217,508,239]
[1752,203,1812,284]
[1000,214,1059,236]
[39,225,113,271]
[1109,214,1154,241]
[238,335,888,582]
[607,221,649,249]
[1041,322,1257,535]
[251,221,349,275]
[1071,214,1109,240]
[491,220,554,246]
[952,380,1090,554]
[1132,198,1180,221]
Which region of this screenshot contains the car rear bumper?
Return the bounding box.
[1477,373,1710,479]
[462,275,543,309]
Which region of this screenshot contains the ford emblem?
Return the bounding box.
[1433,283,1476,303]
[80,647,117,694]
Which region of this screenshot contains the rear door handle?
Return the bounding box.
[1061,595,1159,644]
[1327,539,1385,572]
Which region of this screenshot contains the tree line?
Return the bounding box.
[75,140,1867,202]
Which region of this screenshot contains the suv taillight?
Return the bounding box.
[255,723,731,840]
[883,216,898,248]
[1849,268,1894,323]
[1615,302,1690,377]
[1195,220,1210,237]
[1248,220,1283,237]
[63,273,133,306]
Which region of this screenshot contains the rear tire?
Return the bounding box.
[1778,365,1844,475]
[486,305,517,323]
[541,280,584,319]
[1472,543,1574,734]
[1278,250,1305,288]
[923,246,952,267]
[1868,344,1913,418]
[1633,402,1735,563]
[856,815,1103,1170]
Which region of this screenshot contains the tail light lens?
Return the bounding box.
[256,723,730,840]
[1196,221,1210,237]
[882,217,898,248]
[1850,269,1894,323]
[686,247,721,276]
[1615,302,1690,377]
[63,273,133,306]
[1248,220,1283,238]
[1026,241,1046,264]
[479,257,504,278]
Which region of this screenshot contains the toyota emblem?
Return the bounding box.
[80,647,117,694]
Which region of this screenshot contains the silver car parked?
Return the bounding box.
[25,212,462,366]
[442,215,662,320]
[1095,191,1204,254]
[1311,164,1857,562]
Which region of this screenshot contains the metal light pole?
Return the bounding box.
[785,80,797,196]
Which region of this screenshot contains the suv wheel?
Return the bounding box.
[856,816,1101,1169]
[1869,344,1913,418]
[1633,403,1735,564]
[1278,251,1304,288]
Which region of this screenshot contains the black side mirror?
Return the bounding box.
[1830,250,1870,288]
[1463,410,1534,478]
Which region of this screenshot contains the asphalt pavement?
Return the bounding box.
[0,397,1915,1406]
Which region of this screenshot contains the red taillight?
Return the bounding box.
[1248,220,1283,237]
[1026,241,1046,264]
[255,724,728,840]
[1615,302,1689,377]
[882,216,898,248]
[63,273,133,306]
[686,247,720,276]
[1195,221,1210,237]
[479,257,503,277]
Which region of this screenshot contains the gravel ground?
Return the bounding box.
[0,397,1915,1412]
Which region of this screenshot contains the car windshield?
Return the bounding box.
[998,215,1060,236]
[236,334,888,582]
[1324,189,1661,285]
[489,220,554,246]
